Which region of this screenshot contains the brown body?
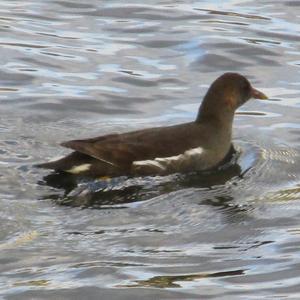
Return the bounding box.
[36,73,267,177]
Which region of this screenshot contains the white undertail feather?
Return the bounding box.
[132,147,205,174]
[66,164,91,174]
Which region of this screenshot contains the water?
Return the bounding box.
[1,0,300,299]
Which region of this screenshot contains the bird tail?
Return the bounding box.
[34,152,92,171]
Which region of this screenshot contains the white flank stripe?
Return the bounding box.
[132,146,205,174]
[133,159,166,172]
[66,164,91,174]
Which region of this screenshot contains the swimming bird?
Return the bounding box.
[36,73,268,177]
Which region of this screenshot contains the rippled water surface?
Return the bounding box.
[1,0,300,299]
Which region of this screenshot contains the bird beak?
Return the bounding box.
[251,87,268,100]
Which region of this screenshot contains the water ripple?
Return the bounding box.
[1,0,300,299]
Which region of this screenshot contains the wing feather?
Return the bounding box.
[60,122,203,168]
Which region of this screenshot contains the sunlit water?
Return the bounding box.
[1,1,300,299]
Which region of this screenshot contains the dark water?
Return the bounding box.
[1,1,300,299]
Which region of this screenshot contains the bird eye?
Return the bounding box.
[241,80,250,92]
[241,81,250,93]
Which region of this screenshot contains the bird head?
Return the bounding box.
[197,72,268,121]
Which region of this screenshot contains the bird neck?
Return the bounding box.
[195,79,239,123]
[195,93,235,128]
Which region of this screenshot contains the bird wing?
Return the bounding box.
[61,122,202,169]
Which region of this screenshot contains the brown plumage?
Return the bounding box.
[36,73,268,177]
